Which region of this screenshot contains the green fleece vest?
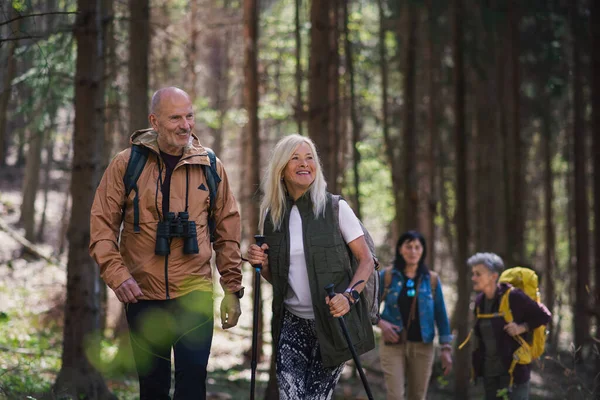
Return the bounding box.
[264,192,375,367]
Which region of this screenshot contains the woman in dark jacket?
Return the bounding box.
[246,134,375,400]
[467,252,551,400]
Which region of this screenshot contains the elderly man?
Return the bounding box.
[90,87,243,399]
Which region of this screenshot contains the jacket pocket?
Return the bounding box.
[310,234,346,272]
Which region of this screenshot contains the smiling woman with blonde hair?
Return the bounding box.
[246,134,376,399]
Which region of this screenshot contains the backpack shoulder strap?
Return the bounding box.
[429,270,438,299]
[381,267,393,300]
[123,144,149,233]
[499,287,514,323]
[202,148,221,242]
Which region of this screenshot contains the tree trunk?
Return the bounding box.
[343,0,362,220]
[452,0,470,397]
[422,0,437,267]
[308,0,337,188]
[0,5,18,167]
[402,1,418,231]
[377,0,402,236]
[507,0,524,267]
[541,111,556,349]
[53,0,114,397]
[590,0,600,390]
[242,0,263,364]
[187,0,200,99]
[20,129,43,242]
[570,0,590,362]
[37,130,54,242]
[128,0,150,134]
[205,30,229,156]
[295,0,303,136]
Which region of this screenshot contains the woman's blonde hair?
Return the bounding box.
[259,134,327,232]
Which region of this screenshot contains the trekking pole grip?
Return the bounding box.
[253,235,265,270]
[325,283,336,300]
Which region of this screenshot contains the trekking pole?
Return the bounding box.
[250,235,265,400]
[325,283,374,400]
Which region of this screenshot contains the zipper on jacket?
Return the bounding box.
[164,254,170,299]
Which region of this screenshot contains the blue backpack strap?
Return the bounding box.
[202,148,221,242]
[123,144,149,233]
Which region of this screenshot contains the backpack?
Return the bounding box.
[459,266,548,389]
[123,144,221,241]
[331,195,381,324]
[381,267,438,301]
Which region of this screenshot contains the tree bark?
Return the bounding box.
[0,5,18,167]
[19,129,43,242]
[242,0,263,365]
[53,0,114,397]
[452,0,470,397]
[343,0,362,220]
[541,112,556,349]
[570,0,590,362]
[590,0,600,390]
[308,0,337,189]
[377,0,402,236]
[422,0,437,267]
[128,0,149,135]
[295,0,303,136]
[402,1,418,231]
[503,0,524,268]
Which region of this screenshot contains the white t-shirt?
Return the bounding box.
[285,199,364,319]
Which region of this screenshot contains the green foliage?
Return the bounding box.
[12,0,26,12]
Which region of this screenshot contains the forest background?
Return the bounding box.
[0,0,599,399]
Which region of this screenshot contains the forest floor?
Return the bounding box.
[0,166,598,400]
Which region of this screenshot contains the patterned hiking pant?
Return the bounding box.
[277,309,345,400]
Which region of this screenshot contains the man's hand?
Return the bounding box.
[114,277,143,303]
[220,292,241,329]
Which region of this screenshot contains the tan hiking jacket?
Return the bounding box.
[89,129,243,300]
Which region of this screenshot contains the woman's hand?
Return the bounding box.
[246,243,271,281]
[440,347,453,376]
[503,322,528,337]
[325,293,351,317]
[377,319,402,344]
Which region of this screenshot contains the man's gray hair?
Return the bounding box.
[466,252,505,275]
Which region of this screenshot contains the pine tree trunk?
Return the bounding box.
[590,0,600,391]
[295,0,303,136]
[128,0,149,134]
[570,0,590,362]
[377,0,402,236]
[20,129,43,242]
[343,0,362,220]
[242,0,263,364]
[452,0,470,397]
[541,112,556,349]
[54,0,114,397]
[308,0,337,188]
[402,1,418,231]
[507,0,524,267]
[37,131,54,242]
[422,0,437,267]
[0,6,18,167]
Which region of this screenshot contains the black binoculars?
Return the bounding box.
[155,212,199,256]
